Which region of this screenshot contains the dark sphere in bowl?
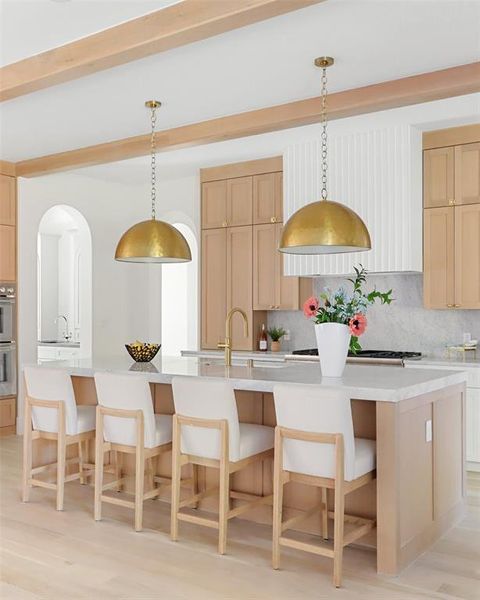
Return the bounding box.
[125,343,160,362]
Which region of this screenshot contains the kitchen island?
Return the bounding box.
[27,356,467,576]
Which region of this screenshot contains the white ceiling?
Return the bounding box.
[0,0,479,163]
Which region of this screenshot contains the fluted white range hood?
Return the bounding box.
[282,125,423,276]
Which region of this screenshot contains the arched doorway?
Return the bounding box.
[37,205,92,359]
[161,223,198,356]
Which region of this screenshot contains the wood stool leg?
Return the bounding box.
[22,399,33,503]
[272,427,284,570]
[191,463,199,509]
[94,409,104,521]
[321,487,329,540]
[56,403,66,511]
[78,440,86,485]
[218,421,230,555]
[170,416,181,541]
[333,436,345,588]
[114,450,123,492]
[134,444,145,532]
[146,457,155,492]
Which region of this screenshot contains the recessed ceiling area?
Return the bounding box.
[0,0,479,163]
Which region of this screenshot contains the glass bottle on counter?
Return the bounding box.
[259,324,268,352]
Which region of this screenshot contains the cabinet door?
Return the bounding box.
[466,387,480,464]
[227,177,252,226]
[0,175,16,226]
[455,142,480,206]
[424,148,454,208]
[454,203,480,309]
[0,398,15,428]
[275,223,300,310]
[0,225,16,281]
[202,180,228,229]
[201,228,227,349]
[227,226,253,350]
[423,207,454,309]
[253,223,277,310]
[253,172,282,224]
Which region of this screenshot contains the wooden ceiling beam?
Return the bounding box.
[0,161,16,177]
[14,62,480,178]
[0,0,323,102]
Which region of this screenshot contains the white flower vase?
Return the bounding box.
[314,322,351,377]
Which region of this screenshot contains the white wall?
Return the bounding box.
[38,234,59,340]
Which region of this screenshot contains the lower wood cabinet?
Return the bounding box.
[0,397,16,429]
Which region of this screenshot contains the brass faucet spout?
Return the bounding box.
[217,307,249,366]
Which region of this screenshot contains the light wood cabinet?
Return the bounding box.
[423,147,454,208]
[253,172,283,224]
[0,398,16,428]
[202,177,252,229]
[455,142,480,205]
[0,175,16,226]
[424,207,455,309]
[454,203,480,308]
[226,226,253,350]
[423,131,480,309]
[253,223,306,311]
[201,228,227,349]
[227,177,252,226]
[0,224,16,282]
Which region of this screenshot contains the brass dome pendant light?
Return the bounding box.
[115,101,192,263]
[279,57,371,255]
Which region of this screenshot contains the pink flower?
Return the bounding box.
[349,314,367,336]
[303,296,319,318]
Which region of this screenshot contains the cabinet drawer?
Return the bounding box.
[0,398,16,427]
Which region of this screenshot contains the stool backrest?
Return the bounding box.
[24,366,78,435]
[172,376,241,462]
[94,372,157,448]
[273,383,356,481]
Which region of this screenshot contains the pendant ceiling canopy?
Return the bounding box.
[279,57,372,255]
[115,100,191,264]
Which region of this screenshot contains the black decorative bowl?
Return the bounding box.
[125,342,161,362]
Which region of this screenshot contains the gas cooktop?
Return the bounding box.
[292,349,422,360]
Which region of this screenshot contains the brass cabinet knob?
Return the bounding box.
[447,304,454,308]
[454,304,461,308]
[270,216,277,223]
[269,305,275,309]
[222,221,228,227]
[448,199,455,205]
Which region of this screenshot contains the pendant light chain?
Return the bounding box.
[150,104,157,220]
[320,66,328,201]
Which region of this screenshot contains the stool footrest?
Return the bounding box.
[179,486,218,509]
[29,478,56,490]
[228,493,272,520]
[101,494,135,509]
[177,512,219,529]
[279,536,334,558]
[281,503,324,533]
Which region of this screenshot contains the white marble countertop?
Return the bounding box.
[407,353,480,368]
[26,355,467,403]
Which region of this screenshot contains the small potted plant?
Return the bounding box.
[267,327,287,352]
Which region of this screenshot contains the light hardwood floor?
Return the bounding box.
[1,435,479,600]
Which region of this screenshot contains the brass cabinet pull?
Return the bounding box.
[269,305,275,309]
[446,304,454,308]
[454,304,461,308]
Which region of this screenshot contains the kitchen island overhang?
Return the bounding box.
[24,356,467,576]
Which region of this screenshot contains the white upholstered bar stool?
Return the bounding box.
[93,372,179,532]
[171,376,274,555]
[22,366,96,511]
[272,383,376,588]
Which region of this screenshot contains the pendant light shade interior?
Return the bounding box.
[114,100,192,264]
[279,200,371,254]
[115,219,192,263]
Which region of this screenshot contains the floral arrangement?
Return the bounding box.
[303,265,393,353]
[267,327,287,342]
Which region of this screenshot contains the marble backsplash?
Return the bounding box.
[267,273,480,355]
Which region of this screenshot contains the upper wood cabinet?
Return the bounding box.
[253,172,283,224]
[454,203,480,309]
[226,226,253,350]
[423,130,480,309]
[0,175,16,226]
[202,177,252,229]
[201,228,227,349]
[455,142,480,206]
[423,207,455,309]
[423,147,454,208]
